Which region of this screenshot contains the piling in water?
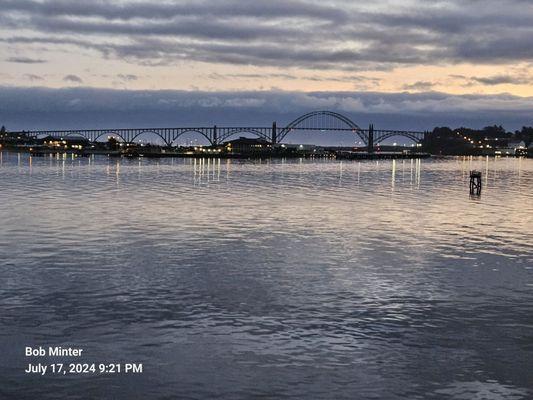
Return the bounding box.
[470,170,482,195]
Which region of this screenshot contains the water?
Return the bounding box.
[0,152,532,400]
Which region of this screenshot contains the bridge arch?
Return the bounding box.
[218,128,270,143]
[92,131,127,143]
[130,130,172,146]
[62,131,92,140]
[33,132,55,139]
[374,132,424,145]
[277,111,368,144]
[171,129,214,146]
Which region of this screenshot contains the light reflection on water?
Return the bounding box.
[0,152,532,400]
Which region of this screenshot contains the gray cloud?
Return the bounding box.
[0,0,345,23]
[402,81,436,91]
[449,72,533,86]
[117,74,138,81]
[63,74,83,83]
[1,87,532,132]
[470,74,532,85]
[1,0,533,69]
[5,57,46,64]
[24,74,44,81]
[206,73,377,84]
[208,73,299,81]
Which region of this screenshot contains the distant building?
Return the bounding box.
[274,143,319,151]
[272,143,326,156]
[507,140,526,149]
[224,137,271,154]
[38,135,89,149]
[494,140,526,156]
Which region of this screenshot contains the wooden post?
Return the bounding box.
[470,170,482,195]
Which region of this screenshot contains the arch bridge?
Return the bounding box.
[16,111,428,151]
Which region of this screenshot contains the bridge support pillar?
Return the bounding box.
[271,121,277,145]
[368,124,374,153]
[212,125,218,146]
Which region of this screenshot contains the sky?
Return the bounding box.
[1,0,533,133]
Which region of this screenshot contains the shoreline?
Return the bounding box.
[5,148,433,160]
[1,148,530,159]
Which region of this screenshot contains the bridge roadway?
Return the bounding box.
[12,111,428,151]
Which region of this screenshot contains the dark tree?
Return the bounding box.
[481,125,506,138]
[515,127,533,147]
[107,136,119,150]
[422,127,474,155]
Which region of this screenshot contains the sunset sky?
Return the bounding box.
[1,0,533,130]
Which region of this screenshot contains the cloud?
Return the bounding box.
[402,81,436,91]
[5,57,46,64]
[0,0,346,23]
[63,74,83,83]
[1,87,532,132]
[449,72,533,86]
[208,73,298,81]
[24,73,44,81]
[470,74,532,85]
[1,0,533,70]
[223,97,266,108]
[117,74,138,81]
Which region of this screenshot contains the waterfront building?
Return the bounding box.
[224,137,271,154]
[38,135,89,150]
[494,140,527,156]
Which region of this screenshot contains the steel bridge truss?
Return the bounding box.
[15,111,427,148]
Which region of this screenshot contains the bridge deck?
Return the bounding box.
[7,111,428,147]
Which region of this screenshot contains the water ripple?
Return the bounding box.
[1,153,532,399]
